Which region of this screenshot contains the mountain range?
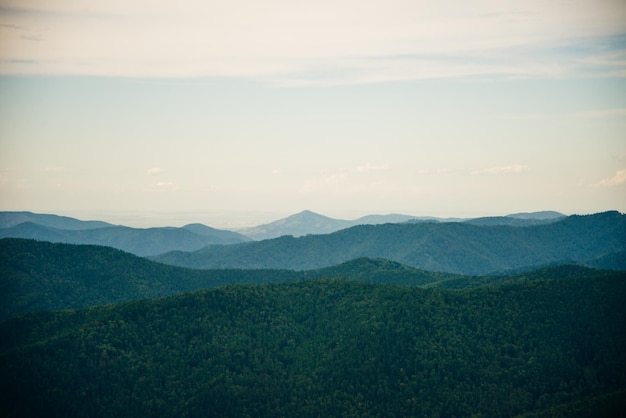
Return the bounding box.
[153,211,626,275]
[2,271,625,417]
[5,237,620,320]
[0,212,250,257]
[1,212,625,417]
[237,209,565,240]
[0,209,567,257]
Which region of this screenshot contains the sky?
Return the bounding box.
[0,0,625,227]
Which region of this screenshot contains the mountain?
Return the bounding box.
[0,215,251,257]
[507,210,566,220]
[0,238,296,319]
[154,211,626,275]
[2,276,625,417]
[239,209,565,240]
[5,238,617,320]
[465,211,566,227]
[0,211,113,230]
[239,210,353,240]
[0,238,461,319]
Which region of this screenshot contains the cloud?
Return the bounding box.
[504,108,626,120]
[146,167,162,175]
[471,165,529,175]
[44,166,68,173]
[0,0,624,84]
[598,169,626,186]
[416,168,452,175]
[355,162,389,173]
[147,181,179,192]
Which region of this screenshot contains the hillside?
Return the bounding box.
[0,211,113,230]
[1,277,625,417]
[5,238,619,320]
[0,238,295,319]
[154,211,626,275]
[0,218,251,257]
[239,210,565,240]
[239,210,425,240]
[0,239,462,319]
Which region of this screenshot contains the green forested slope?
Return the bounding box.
[1,239,460,319]
[0,220,251,256]
[1,277,625,417]
[0,238,297,319]
[4,238,622,320]
[154,211,626,274]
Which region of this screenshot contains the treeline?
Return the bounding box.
[3,238,621,320]
[153,211,626,274]
[1,277,625,417]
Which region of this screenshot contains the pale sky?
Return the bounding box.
[1,0,625,226]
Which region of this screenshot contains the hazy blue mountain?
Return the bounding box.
[239,210,433,240]
[507,210,566,220]
[0,211,113,230]
[238,210,353,240]
[465,217,563,227]
[0,221,250,257]
[465,211,566,226]
[354,213,419,224]
[154,211,626,275]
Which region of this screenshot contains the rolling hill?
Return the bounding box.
[0,213,251,256]
[238,210,565,240]
[0,238,461,319]
[1,276,625,417]
[238,209,458,240]
[154,211,626,274]
[4,238,618,320]
[0,211,113,230]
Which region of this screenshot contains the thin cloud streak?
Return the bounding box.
[471,165,530,175]
[598,169,626,187]
[0,0,625,84]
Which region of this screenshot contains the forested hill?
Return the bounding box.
[2,277,625,417]
[153,211,626,274]
[3,238,621,320]
[0,239,458,319]
[0,215,251,257]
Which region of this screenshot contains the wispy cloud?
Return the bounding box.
[44,166,68,173]
[471,165,529,175]
[356,162,389,173]
[416,168,453,175]
[150,181,178,192]
[504,108,626,120]
[0,0,624,84]
[146,167,162,175]
[598,169,626,186]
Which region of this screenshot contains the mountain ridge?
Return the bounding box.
[0,213,251,257]
[2,275,624,417]
[4,237,620,320]
[239,209,567,240]
[154,211,626,275]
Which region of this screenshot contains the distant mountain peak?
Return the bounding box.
[506,211,566,220]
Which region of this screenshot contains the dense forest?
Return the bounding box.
[0,238,463,319]
[3,238,621,320]
[153,211,626,274]
[1,276,625,417]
